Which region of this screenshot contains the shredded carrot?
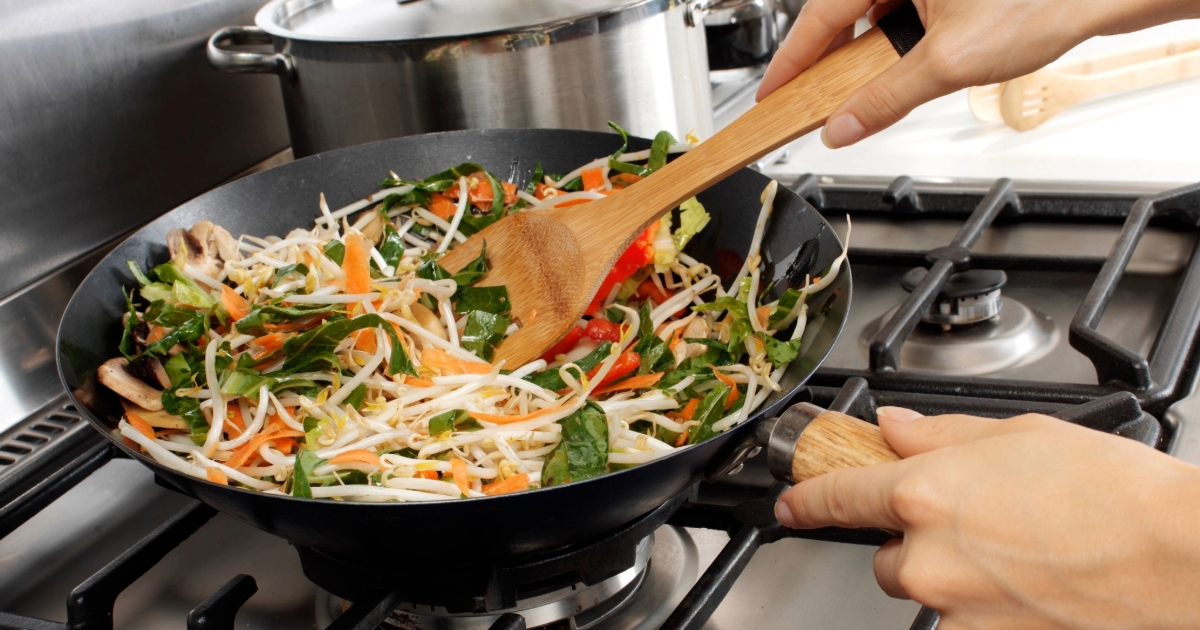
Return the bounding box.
[417,469,439,480]
[421,347,491,375]
[610,172,643,188]
[469,406,561,425]
[224,404,246,438]
[450,458,471,496]
[668,397,700,421]
[756,305,771,328]
[265,408,296,432]
[147,325,167,344]
[429,192,458,219]
[252,332,287,354]
[225,426,304,469]
[668,326,685,350]
[592,372,665,395]
[675,430,689,447]
[207,468,229,485]
[220,285,251,321]
[555,198,594,208]
[353,328,378,353]
[329,449,381,467]
[124,411,156,443]
[342,233,371,295]
[710,367,741,410]
[273,437,297,454]
[403,377,436,387]
[483,473,531,496]
[581,168,605,192]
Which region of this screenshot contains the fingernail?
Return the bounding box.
[774,500,798,528]
[821,113,866,148]
[877,406,924,422]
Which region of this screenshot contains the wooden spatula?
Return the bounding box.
[439,4,926,367]
[969,38,1200,131]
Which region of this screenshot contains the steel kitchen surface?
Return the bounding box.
[3,172,1200,629]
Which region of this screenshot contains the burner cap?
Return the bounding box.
[901,268,1007,298]
[902,268,1008,326]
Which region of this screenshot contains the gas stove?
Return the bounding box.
[2,170,1199,630]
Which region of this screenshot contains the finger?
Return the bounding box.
[873,539,908,599]
[776,460,908,531]
[876,408,1006,458]
[821,40,962,148]
[757,0,881,100]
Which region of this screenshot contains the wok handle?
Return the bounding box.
[207,26,294,80]
[759,403,901,484]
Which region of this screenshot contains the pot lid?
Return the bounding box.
[258,0,658,43]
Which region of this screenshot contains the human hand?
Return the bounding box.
[758,0,1200,148]
[774,408,1200,629]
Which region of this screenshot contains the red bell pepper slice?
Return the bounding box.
[584,318,623,343]
[585,225,657,315]
[539,325,585,363]
[586,350,641,390]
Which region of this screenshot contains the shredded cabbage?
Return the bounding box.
[674,197,711,251]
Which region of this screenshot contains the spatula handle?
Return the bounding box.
[573,3,925,251]
[760,403,901,484]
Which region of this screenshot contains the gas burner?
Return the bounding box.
[901,268,1008,328]
[314,527,699,630]
[860,297,1058,376]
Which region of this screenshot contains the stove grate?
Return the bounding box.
[802,176,1200,425]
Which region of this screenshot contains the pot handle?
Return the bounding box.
[758,403,901,483]
[207,26,294,80]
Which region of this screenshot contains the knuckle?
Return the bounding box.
[889,475,938,522]
[823,476,856,525]
[894,557,936,602]
[856,82,907,125]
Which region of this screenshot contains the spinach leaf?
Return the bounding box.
[321,470,369,486]
[454,286,510,316]
[757,331,801,367]
[118,289,139,361]
[524,342,613,391]
[344,382,368,410]
[380,175,457,192]
[323,240,345,265]
[272,263,310,287]
[541,402,609,487]
[219,368,272,399]
[416,257,453,282]
[291,449,327,498]
[163,353,194,389]
[428,409,481,436]
[632,304,674,375]
[381,188,433,209]
[145,300,203,327]
[607,159,650,177]
[687,384,730,445]
[458,205,506,237]
[607,121,631,159]
[162,390,209,445]
[482,169,505,215]
[143,308,208,357]
[377,222,405,271]
[460,310,509,361]
[451,240,488,287]
[233,304,338,336]
[647,130,676,172]
[281,314,416,377]
[525,163,544,194]
[693,296,749,319]
[769,288,806,328]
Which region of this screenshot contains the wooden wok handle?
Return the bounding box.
[760,403,901,483]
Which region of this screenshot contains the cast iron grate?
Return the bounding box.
[800,176,1200,426]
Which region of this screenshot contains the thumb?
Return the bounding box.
[876,407,1007,458]
[821,40,959,148]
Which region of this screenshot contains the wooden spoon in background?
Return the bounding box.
[439,4,926,367]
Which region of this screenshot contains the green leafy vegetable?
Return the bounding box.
[693,296,749,319]
[687,384,730,445]
[451,240,488,287]
[454,286,510,316]
[233,304,338,336]
[647,131,676,172]
[769,288,806,328]
[163,353,194,389]
[428,409,481,435]
[152,263,216,309]
[674,197,711,251]
[281,314,416,377]
[460,310,509,361]
[143,309,208,357]
[377,222,405,271]
[541,402,609,486]
[291,449,327,498]
[423,162,486,184]
[162,390,209,445]
[272,263,310,287]
[323,240,345,266]
[757,331,801,368]
[127,261,153,287]
[118,289,139,360]
[344,382,368,410]
[416,256,453,282]
[525,342,613,391]
[633,304,675,375]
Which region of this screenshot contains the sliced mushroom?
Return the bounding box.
[121,400,188,430]
[672,317,712,365]
[98,357,164,411]
[410,303,447,341]
[148,358,172,389]
[353,205,385,245]
[166,220,242,278]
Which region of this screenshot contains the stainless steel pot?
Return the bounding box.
[208,0,714,157]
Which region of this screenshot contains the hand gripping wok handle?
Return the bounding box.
[758,403,901,484]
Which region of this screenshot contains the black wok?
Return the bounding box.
[56,129,850,569]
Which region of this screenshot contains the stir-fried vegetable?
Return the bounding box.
[101,127,849,503]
